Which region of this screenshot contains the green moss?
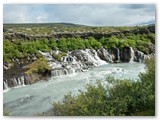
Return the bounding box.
[25,58,51,75]
[52,52,66,61]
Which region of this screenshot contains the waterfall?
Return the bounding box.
[18,77,21,86]
[68,67,75,74]
[51,67,76,77]
[137,51,144,63]
[51,70,59,77]
[81,49,106,66]
[97,48,113,62]
[61,56,77,64]
[39,50,53,61]
[92,50,107,65]
[13,76,26,86]
[50,49,107,77]
[130,47,135,62]
[51,69,64,77]
[13,78,18,86]
[117,48,120,61]
[3,80,9,90]
[3,75,27,91]
[20,76,25,86]
[64,69,68,74]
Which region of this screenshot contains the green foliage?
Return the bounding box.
[139,57,155,109]
[57,38,68,52]
[57,37,102,52]
[106,36,119,49]
[48,39,57,50]
[52,58,155,116]
[3,40,24,62]
[53,81,107,116]
[25,58,51,75]
[137,46,149,54]
[98,33,154,54]
[52,52,66,61]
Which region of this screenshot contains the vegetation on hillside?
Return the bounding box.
[3,32,155,63]
[3,23,152,36]
[49,57,155,116]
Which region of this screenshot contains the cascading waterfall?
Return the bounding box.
[64,69,68,74]
[3,76,27,90]
[13,78,18,86]
[91,50,107,65]
[68,67,75,74]
[97,48,113,62]
[51,49,106,77]
[18,78,21,86]
[81,49,106,66]
[51,67,76,77]
[136,51,145,63]
[39,50,53,61]
[130,47,135,62]
[61,55,77,64]
[19,76,25,86]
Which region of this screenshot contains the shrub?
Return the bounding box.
[139,57,155,109]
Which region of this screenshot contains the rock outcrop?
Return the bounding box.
[4,25,155,41]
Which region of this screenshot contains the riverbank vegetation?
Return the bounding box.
[50,57,155,116]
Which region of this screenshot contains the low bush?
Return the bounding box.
[25,58,51,75]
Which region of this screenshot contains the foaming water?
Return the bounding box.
[3,62,145,116]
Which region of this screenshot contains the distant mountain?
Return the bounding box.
[3,22,89,28]
[136,20,155,26]
[54,22,88,27]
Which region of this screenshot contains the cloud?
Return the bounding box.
[3,4,155,26]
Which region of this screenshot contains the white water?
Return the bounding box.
[3,62,145,116]
[81,49,107,66]
[3,81,9,90]
[4,76,26,91]
[117,48,120,61]
[130,47,135,62]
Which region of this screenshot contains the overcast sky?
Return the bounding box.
[3,4,155,26]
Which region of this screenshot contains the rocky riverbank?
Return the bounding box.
[3,47,154,90]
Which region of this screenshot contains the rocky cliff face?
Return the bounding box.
[4,25,155,40]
